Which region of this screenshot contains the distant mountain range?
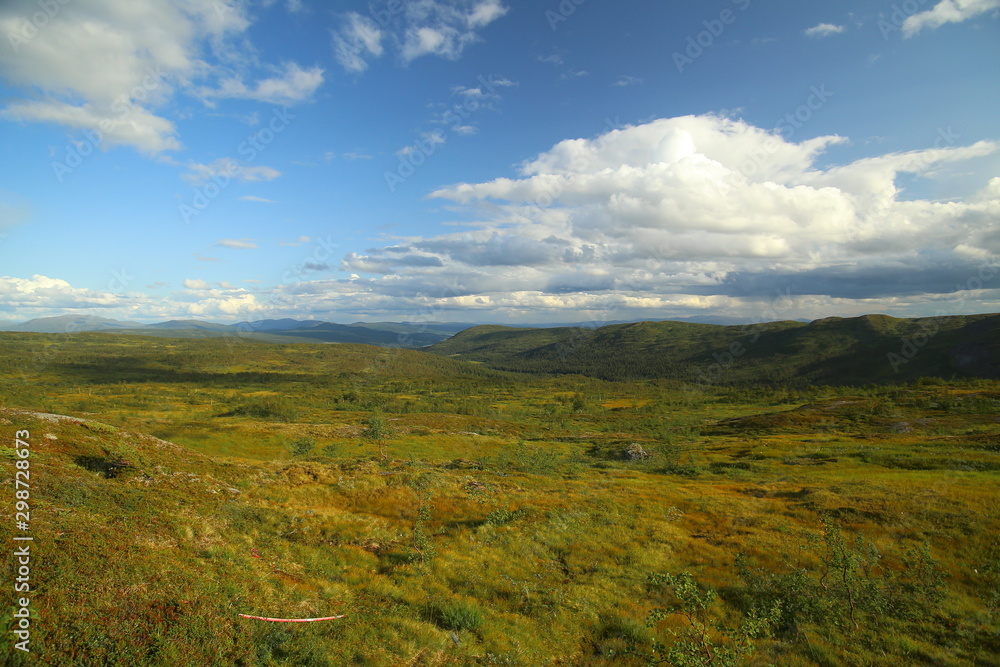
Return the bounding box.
[426,313,1000,385]
[5,313,999,385]
[0,313,773,344]
[0,315,475,347]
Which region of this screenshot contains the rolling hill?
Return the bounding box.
[0,317,475,348]
[1,326,998,664]
[428,313,1000,385]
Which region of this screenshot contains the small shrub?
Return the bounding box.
[286,437,315,457]
[362,411,394,459]
[636,571,780,666]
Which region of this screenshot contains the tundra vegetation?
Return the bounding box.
[0,329,997,665]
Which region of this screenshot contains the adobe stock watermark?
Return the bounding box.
[887,257,998,373]
[107,267,133,294]
[351,280,469,387]
[673,0,751,73]
[514,115,625,220]
[6,0,73,54]
[179,106,294,224]
[334,0,405,67]
[859,126,959,229]
[545,0,588,31]
[11,428,34,653]
[224,235,340,343]
[684,286,796,394]
[51,64,165,183]
[280,236,340,285]
[384,74,510,193]
[877,0,932,40]
[731,84,833,184]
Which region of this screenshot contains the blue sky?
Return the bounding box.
[0,0,998,325]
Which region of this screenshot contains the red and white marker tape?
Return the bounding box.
[238,614,346,623]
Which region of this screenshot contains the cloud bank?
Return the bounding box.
[3,115,997,323]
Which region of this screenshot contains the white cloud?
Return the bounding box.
[182,158,281,184]
[334,1,509,72]
[805,22,846,37]
[205,62,324,105]
[613,76,643,87]
[308,113,1000,320]
[453,85,486,98]
[2,98,181,154]
[0,275,122,313]
[5,113,998,324]
[400,1,509,62]
[178,282,264,317]
[903,0,1000,36]
[0,0,320,154]
[240,196,277,203]
[215,239,258,249]
[466,0,508,27]
[397,130,446,156]
[332,12,384,73]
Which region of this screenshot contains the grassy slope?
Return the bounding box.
[428,313,1000,385]
[0,334,998,665]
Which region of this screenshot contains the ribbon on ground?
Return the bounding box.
[239,614,346,622]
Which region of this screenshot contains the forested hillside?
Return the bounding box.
[428,313,1000,385]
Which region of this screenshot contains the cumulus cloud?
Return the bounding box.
[315,113,1000,321]
[333,0,508,72]
[805,23,846,37]
[0,275,122,314]
[6,115,997,324]
[0,0,321,154]
[903,0,1000,36]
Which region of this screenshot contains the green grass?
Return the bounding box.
[0,333,998,665]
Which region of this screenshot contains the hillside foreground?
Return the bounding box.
[0,333,998,665]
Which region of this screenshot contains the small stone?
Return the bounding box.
[624,443,649,460]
